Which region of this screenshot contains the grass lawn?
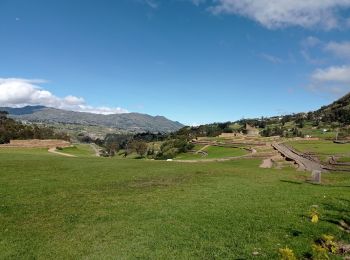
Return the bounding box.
[60,144,95,157]
[204,146,247,159]
[174,152,204,160]
[338,157,350,163]
[175,146,247,161]
[193,144,205,151]
[0,148,349,259]
[287,140,350,162]
[114,150,141,159]
[301,129,336,139]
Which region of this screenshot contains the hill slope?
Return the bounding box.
[0,106,183,133]
[314,92,350,123]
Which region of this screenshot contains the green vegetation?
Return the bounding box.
[288,140,350,163]
[175,93,350,141]
[301,129,336,139]
[0,149,349,259]
[1,94,350,258]
[338,157,350,163]
[155,138,195,159]
[204,146,247,158]
[288,140,350,156]
[174,152,203,160]
[0,111,69,144]
[315,92,350,125]
[1,105,183,134]
[175,146,247,160]
[60,144,95,157]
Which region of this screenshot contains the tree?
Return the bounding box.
[131,140,148,157]
[295,117,305,128]
[105,142,118,157]
[0,111,67,143]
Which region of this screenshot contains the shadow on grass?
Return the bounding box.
[322,184,350,188]
[285,228,303,237]
[320,198,350,233]
[280,179,303,185]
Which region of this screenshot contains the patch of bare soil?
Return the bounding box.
[339,220,350,234]
[260,154,290,169]
[260,158,273,168]
[48,147,77,158]
[339,242,350,255]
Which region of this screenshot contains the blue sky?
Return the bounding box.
[1,0,350,125]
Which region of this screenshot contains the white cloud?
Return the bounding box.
[300,50,325,65]
[0,78,128,114]
[308,65,350,96]
[145,0,158,9]
[300,36,327,65]
[301,36,322,48]
[207,0,350,29]
[312,65,350,83]
[191,0,206,6]
[259,53,283,64]
[324,41,350,59]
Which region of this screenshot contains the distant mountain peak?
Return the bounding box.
[0,105,183,133]
[0,105,47,115]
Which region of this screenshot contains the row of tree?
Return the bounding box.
[261,126,304,138]
[95,131,194,159]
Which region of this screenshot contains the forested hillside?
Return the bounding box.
[0,111,69,144]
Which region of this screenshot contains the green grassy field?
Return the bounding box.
[174,152,203,160]
[287,140,350,162]
[176,146,247,161]
[0,148,349,259]
[338,157,350,163]
[301,128,336,139]
[60,144,95,157]
[204,146,247,159]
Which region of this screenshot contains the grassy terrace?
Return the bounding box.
[0,148,349,259]
[338,157,350,163]
[175,146,247,161]
[204,146,247,159]
[287,140,350,162]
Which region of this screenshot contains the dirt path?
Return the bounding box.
[90,144,101,157]
[48,147,77,158]
[196,145,210,154]
[272,142,325,172]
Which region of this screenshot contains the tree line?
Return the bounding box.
[0,111,69,144]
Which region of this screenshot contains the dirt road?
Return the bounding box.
[48,147,77,158]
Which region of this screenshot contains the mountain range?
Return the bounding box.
[0,106,184,133]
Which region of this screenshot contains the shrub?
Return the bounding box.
[309,206,319,224]
[279,247,297,260]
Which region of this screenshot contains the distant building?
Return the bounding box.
[244,124,260,136]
